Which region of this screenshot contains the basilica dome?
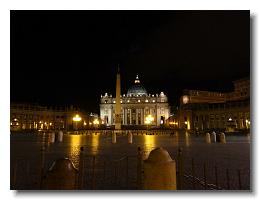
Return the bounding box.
[127,75,148,96]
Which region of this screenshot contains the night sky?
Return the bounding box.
[10,10,250,113]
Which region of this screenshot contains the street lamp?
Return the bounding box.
[73,114,82,130]
[93,118,100,129]
[245,119,250,129]
[145,115,154,131]
[93,119,99,125]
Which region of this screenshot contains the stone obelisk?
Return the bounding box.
[115,66,121,130]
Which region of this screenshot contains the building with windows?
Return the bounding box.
[10,103,99,131]
[178,78,250,131]
[100,75,170,127]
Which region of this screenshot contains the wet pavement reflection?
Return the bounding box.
[11,130,250,171]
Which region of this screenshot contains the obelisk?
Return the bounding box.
[115,66,121,130]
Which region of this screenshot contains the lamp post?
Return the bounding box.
[145,115,154,132]
[245,119,250,129]
[72,114,82,131]
[93,118,100,129]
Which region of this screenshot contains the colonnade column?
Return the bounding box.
[156,106,158,126]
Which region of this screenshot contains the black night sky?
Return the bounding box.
[11,10,250,113]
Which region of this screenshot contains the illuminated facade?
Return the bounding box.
[179,78,250,131]
[10,103,99,131]
[100,75,170,127]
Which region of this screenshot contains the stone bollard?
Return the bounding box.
[42,158,78,189]
[211,131,216,143]
[128,132,133,144]
[143,147,177,190]
[205,133,211,143]
[112,132,116,143]
[50,132,55,143]
[220,132,226,143]
[58,131,63,142]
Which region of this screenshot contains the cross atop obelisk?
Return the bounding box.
[115,64,121,130]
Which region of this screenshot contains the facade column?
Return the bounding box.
[137,108,141,125]
[110,107,114,125]
[155,109,157,126]
[129,109,132,125]
[124,109,126,125]
[108,107,112,125]
[125,108,127,125]
[151,107,154,125]
[122,108,125,125]
[136,109,139,125]
[124,108,127,125]
[141,108,144,125]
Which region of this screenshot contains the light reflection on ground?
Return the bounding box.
[11,131,250,171]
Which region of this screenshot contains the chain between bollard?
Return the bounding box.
[78,146,84,189]
[238,169,242,190]
[137,147,143,189]
[92,156,96,189]
[126,156,129,189]
[204,162,207,190]
[226,168,230,190]
[215,165,218,189]
[40,145,46,189]
[191,158,195,189]
[177,147,183,190]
